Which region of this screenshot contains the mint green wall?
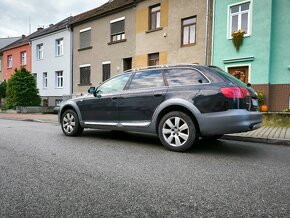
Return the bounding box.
[212,0,273,84]
[269,0,290,84]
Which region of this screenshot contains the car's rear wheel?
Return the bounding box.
[158,111,197,152]
[61,109,83,136]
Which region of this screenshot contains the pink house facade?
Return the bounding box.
[2,43,31,80]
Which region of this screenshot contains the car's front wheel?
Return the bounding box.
[158,111,198,152]
[61,109,83,136]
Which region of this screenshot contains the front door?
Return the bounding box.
[77,73,132,125]
[228,66,249,84]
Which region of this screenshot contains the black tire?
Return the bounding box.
[61,109,83,136]
[158,111,198,152]
[201,135,224,140]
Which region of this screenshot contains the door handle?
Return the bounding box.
[154,93,162,97]
[111,97,118,100]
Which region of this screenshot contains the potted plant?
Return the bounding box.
[232,30,246,51]
[257,91,268,112]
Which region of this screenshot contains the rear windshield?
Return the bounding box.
[209,66,247,88]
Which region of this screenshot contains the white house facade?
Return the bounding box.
[31,18,72,107]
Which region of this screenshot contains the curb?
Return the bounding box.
[223,135,290,146]
[0,117,58,124]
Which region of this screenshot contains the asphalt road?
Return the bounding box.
[0,119,289,217]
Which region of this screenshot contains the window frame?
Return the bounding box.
[149,4,161,31]
[55,71,63,88]
[55,38,64,56]
[148,53,159,66]
[181,16,197,47]
[21,51,26,66]
[43,72,48,88]
[110,17,126,43]
[7,55,13,68]
[37,43,44,60]
[227,0,252,39]
[79,64,91,85]
[79,27,92,50]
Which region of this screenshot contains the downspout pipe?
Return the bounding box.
[205,0,210,65]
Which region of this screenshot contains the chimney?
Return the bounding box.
[49,24,53,27]
[37,27,44,31]
[22,34,26,38]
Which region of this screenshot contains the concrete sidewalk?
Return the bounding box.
[0,111,289,145]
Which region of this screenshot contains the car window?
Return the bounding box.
[209,66,247,87]
[97,73,131,95]
[129,70,164,90]
[165,68,208,86]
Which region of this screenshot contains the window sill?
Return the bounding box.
[228,34,251,40]
[78,46,93,51]
[55,87,63,89]
[146,27,163,34]
[55,54,64,57]
[78,83,92,86]
[181,43,196,48]
[107,39,127,45]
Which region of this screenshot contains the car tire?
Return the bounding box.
[158,111,197,152]
[61,109,83,136]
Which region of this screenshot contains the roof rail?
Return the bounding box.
[128,64,200,72]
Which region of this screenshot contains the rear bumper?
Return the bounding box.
[197,109,262,137]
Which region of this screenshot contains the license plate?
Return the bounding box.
[252,99,258,106]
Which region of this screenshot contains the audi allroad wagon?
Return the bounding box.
[59,65,262,152]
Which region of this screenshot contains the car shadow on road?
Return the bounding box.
[80,130,261,157]
[191,139,261,157]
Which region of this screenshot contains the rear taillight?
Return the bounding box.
[220,87,250,99]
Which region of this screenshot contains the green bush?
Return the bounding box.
[6,67,41,109]
[0,80,6,98]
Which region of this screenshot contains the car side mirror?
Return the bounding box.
[88,87,96,94]
[247,83,251,87]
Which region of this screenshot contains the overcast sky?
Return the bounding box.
[0,0,108,38]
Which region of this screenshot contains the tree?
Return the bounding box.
[0,80,6,99]
[6,67,41,109]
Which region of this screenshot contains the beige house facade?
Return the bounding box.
[71,0,137,95]
[71,0,213,95]
[135,0,213,67]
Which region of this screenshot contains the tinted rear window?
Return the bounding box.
[209,67,248,87]
[129,70,164,89]
[165,68,208,86]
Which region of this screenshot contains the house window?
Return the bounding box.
[56,71,63,88]
[21,51,26,66]
[79,28,91,49]
[55,99,62,106]
[56,38,63,56]
[149,4,161,30]
[102,62,111,82]
[43,72,48,88]
[32,73,37,81]
[37,44,44,60]
[80,65,91,85]
[229,2,250,37]
[182,16,196,46]
[228,66,249,84]
[110,17,125,42]
[7,55,13,68]
[148,53,159,66]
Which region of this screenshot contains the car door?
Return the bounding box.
[118,69,168,126]
[77,73,132,125]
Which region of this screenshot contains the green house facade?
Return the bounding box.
[212,0,290,111]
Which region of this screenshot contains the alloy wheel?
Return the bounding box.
[62,112,76,134]
[162,116,189,147]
